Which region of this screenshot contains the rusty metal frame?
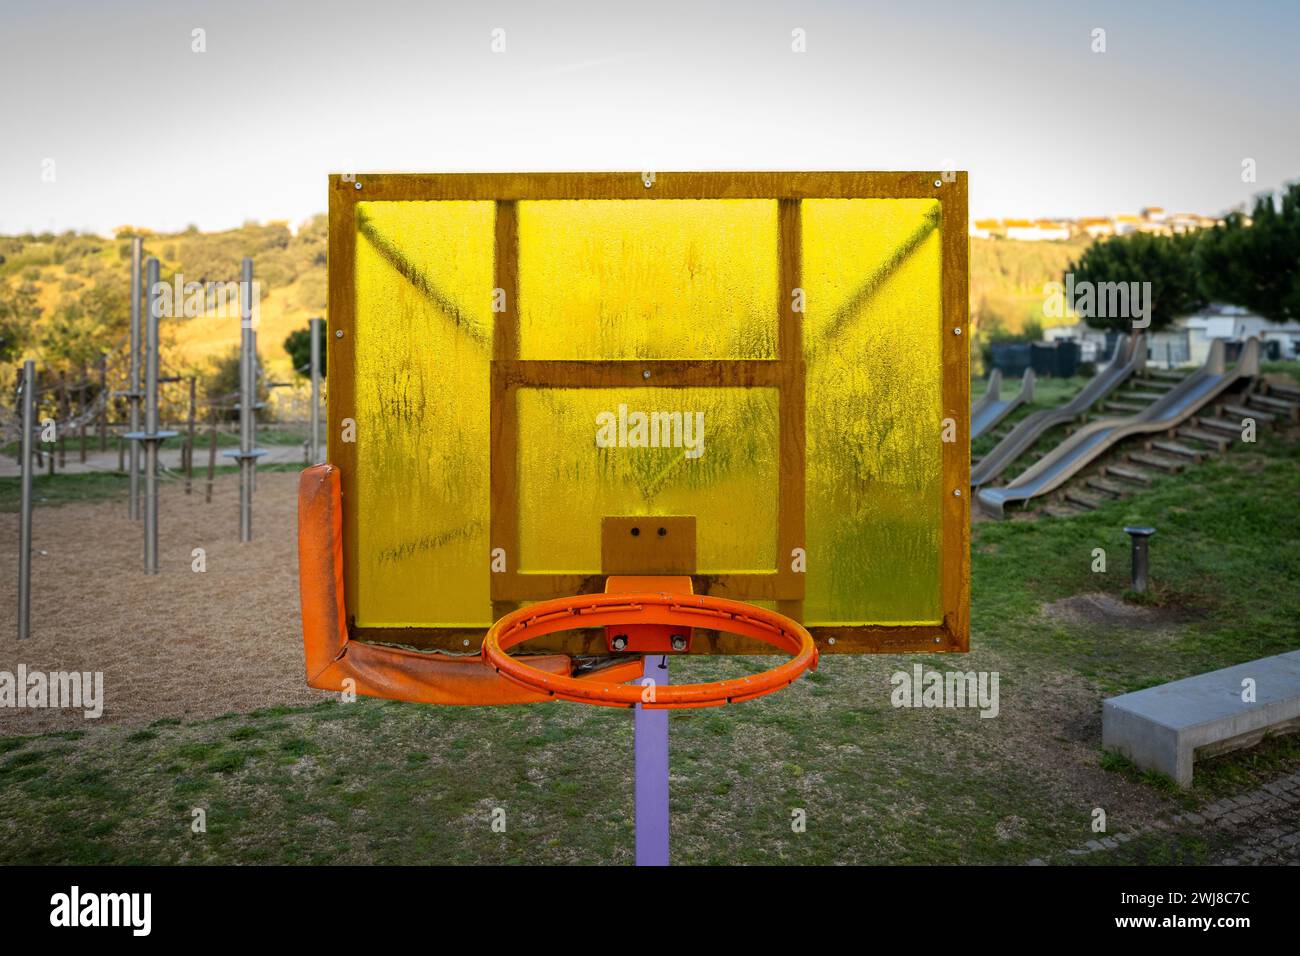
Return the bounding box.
[328,172,969,655]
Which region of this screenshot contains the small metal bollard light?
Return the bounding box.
[1123,526,1156,593]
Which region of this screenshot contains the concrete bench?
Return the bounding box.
[1102,650,1300,788]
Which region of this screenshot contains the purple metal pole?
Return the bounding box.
[635,654,670,866]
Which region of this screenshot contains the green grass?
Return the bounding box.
[0,462,303,512]
[0,427,311,460]
[974,431,1300,692]
[0,427,1297,864]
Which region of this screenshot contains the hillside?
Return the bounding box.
[0,220,327,419]
[0,223,1092,416]
[970,233,1094,337]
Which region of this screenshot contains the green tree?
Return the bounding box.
[1196,183,1300,322]
[1066,231,1205,332]
[205,347,271,422]
[284,322,327,378]
[0,280,39,362]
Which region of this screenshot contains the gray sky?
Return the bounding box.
[2,0,1296,234]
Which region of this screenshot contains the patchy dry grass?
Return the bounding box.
[0,427,1297,864]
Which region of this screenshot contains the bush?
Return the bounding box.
[283,322,327,378]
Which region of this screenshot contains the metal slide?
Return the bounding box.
[971,367,1036,439]
[971,334,1145,488]
[977,337,1260,519]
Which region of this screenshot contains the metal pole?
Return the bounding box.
[144,258,162,573]
[634,655,670,866]
[239,257,254,542]
[128,237,143,519]
[17,361,35,641]
[1124,526,1155,593]
[185,376,196,494]
[310,316,321,463]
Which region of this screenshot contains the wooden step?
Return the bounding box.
[1149,439,1202,461]
[1129,451,1185,473]
[1265,381,1300,401]
[1085,476,1127,497]
[1176,427,1231,451]
[1043,505,1082,519]
[1064,489,1102,510]
[1146,368,1187,381]
[1104,401,1144,413]
[1118,391,1166,402]
[1222,402,1276,424]
[1198,416,1242,436]
[1246,393,1300,420]
[1132,378,1176,391]
[1107,464,1153,485]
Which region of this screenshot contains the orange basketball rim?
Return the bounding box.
[481,590,819,709]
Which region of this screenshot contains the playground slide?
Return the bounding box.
[971,334,1145,488]
[971,367,1035,440]
[977,337,1260,519]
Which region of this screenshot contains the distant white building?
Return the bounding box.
[1005,220,1071,242]
[1040,304,1300,369]
[1182,304,1300,364]
[1139,304,1300,369]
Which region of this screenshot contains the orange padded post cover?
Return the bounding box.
[297,464,641,705]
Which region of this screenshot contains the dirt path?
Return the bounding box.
[0,470,329,733]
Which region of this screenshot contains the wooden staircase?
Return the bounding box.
[1031,378,1299,518]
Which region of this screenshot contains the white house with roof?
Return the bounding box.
[1113,304,1300,369]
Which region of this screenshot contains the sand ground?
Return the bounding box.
[0,470,328,733]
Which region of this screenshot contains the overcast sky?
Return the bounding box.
[2,0,1296,235]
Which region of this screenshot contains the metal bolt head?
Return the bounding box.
[334,330,343,338]
[671,635,688,651]
[642,369,651,379]
[354,182,362,190]
[934,180,942,188]
[953,489,962,497]
[954,327,962,335]
[611,635,628,651]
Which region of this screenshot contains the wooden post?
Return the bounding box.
[12,369,22,466]
[98,353,108,451]
[78,368,87,463]
[57,370,67,468]
[205,407,218,504]
[43,370,54,476]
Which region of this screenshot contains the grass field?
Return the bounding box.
[0,415,1297,865]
